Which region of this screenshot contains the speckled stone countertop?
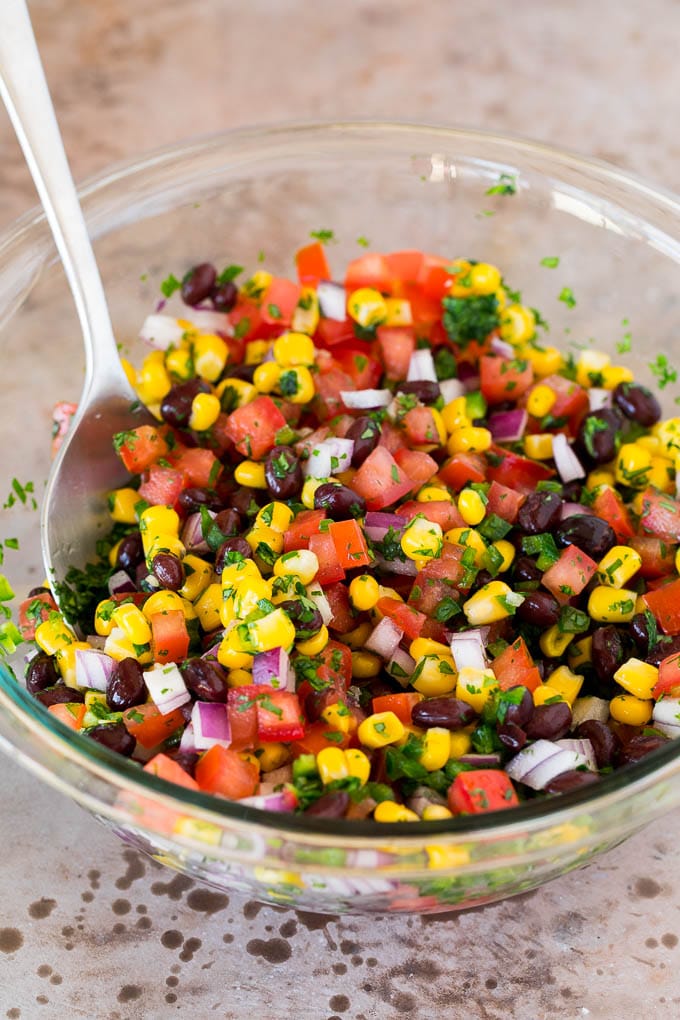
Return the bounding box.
[1,1,680,1017]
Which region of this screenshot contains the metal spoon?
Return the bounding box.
[0,2,151,612]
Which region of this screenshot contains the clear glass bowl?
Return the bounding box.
[1,122,679,915]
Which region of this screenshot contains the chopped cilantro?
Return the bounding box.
[442,293,500,349]
[558,287,576,309]
[160,273,181,298]
[310,229,335,244]
[540,256,560,269]
[485,173,517,196]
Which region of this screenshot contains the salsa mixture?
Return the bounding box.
[14,240,680,823]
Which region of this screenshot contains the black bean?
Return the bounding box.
[591,626,627,682]
[177,486,224,515]
[214,508,241,536]
[152,552,185,591]
[501,687,535,728]
[314,482,365,520]
[181,262,217,306]
[575,408,624,466]
[107,657,147,712]
[554,514,617,560]
[468,569,494,596]
[517,491,563,534]
[224,362,257,383]
[277,600,323,640]
[525,701,572,741]
[544,769,600,795]
[576,719,620,768]
[160,379,212,428]
[88,722,136,758]
[182,658,229,702]
[305,791,351,818]
[497,722,527,752]
[26,654,60,694]
[613,382,661,427]
[265,445,303,501]
[116,532,145,572]
[27,585,51,598]
[211,279,238,313]
[171,751,199,778]
[517,590,561,628]
[511,555,543,589]
[396,380,441,404]
[411,697,477,730]
[647,635,680,667]
[560,480,583,503]
[35,685,85,708]
[616,733,669,766]
[345,417,380,468]
[630,612,651,655]
[230,485,264,516]
[215,537,252,572]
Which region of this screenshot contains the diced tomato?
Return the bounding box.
[18,591,58,640]
[144,753,200,791]
[256,690,305,742]
[491,638,541,693]
[317,640,354,690]
[195,745,259,799]
[448,769,519,814]
[377,597,426,640]
[322,582,357,633]
[416,254,454,300]
[378,421,407,454]
[592,486,635,542]
[261,276,301,326]
[313,366,355,420]
[51,400,77,457]
[351,446,414,511]
[115,425,169,474]
[480,355,534,404]
[333,348,383,390]
[150,611,190,665]
[138,464,184,506]
[171,447,222,489]
[295,241,331,286]
[228,297,263,342]
[291,719,351,757]
[283,509,326,551]
[122,703,187,750]
[639,488,680,544]
[308,532,346,585]
[393,448,439,488]
[408,547,471,617]
[401,406,444,449]
[209,412,237,456]
[485,445,554,494]
[654,651,680,699]
[540,374,589,428]
[345,252,392,293]
[371,692,424,725]
[486,481,525,523]
[329,519,372,570]
[541,544,599,604]
[227,686,260,751]
[642,578,680,634]
[438,452,488,491]
[396,499,465,532]
[384,250,425,287]
[314,317,356,348]
[374,326,416,381]
[629,535,677,579]
[222,395,287,459]
[48,702,86,731]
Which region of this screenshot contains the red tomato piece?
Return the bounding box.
[144,753,200,791]
[485,445,554,494]
[592,486,634,542]
[318,640,353,689]
[438,452,488,491]
[480,355,534,404]
[122,704,187,750]
[222,395,287,459]
[313,367,355,420]
[195,746,259,799]
[376,597,426,640]
[378,421,407,454]
[308,532,346,585]
[228,297,263,342]
[283,509,326,552]
[149,611,190,665]
[540,374,589,428]
[654,651,680,698]
[227,686,260,751]
[642,578,680,634]
[329,519,372,570]
[322,582,357,633]
[374,326,416,381]
[384,250,425,287]
[256,690,305,742]
[345,252,392,293]
[393,449,439,488]
[491,637,541,693]
[416,254,454,300]
[261,276,301,326]
[639,488,680,543]
[48,703,86,731]
[51,400,77,457]
[18,591,58,640]
[541,544,599,604]
[371,692,424,725]
[171,447,222,489]
[401,406,443,449]
[115,425,169,474]
[295,241,331,286]
[314,317,356,348]
[333,348,383,390]
[291,719,351,757]
[138,464,184,506]
[397,499,465,532]
[629,535,676,579]
[351,446,414,511]
[485,481,525,523]
[448,769,519,814]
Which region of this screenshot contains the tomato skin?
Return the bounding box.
[384,250,425,287]
[283,509,326,551]
[491,639,540,693]
[291,719,351,757]
[639,488,680,543]
[195,746,259,799]
[329,520,372,570]
[485,445,554,494]
[122,704,187,750]
[295,241,331,286]
[345,253,392,293]
[308,532,346,585]
[18,591,58,640]
[322,582,357,633]
[540,374,589,427]
[138,465,184,506]
[654,651,680,698]
[48,702,86,731]
[397,499,465,532]
[374,326,416,381]
[371,692,423,725]
[256,690,305,742]
[393,448,439,488]
[170,447,222,489]
[480,355,534,404]
[223,395,287,459]
[261,277,301,326]
[150,611,190,665]
[144,752,200,791]
[416,254,454,300]
[351,446,414,511]
[592,486,634,542]
[116,425,169,474]
[485,481,525,523]
[333,348,383,390]
[448,770,519,814]
[313,367,355,420]
[402,406,443,448]
[438,453,487,491]
[228,297,263,342]
[314,317,355,348]
[642,578,680,634]
[541,544,599,604]
[629,535,676,579]
[377,597,426,640]
[227,686,259,751]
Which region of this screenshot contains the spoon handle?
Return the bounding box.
[0,0,126,395]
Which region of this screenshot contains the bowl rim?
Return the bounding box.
[2,118,680,843]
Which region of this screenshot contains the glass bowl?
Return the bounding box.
[1,122,679,915]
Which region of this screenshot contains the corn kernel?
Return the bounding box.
[137,352,172,403]
[576,349,611,389]
[609,693,653,726]
[648,456,675,493]
[257,502,295,534]
[165,345,193,380]
[292,288,320,335]
[441,396,471,434]
[568,635,593,671]
[226,668,252,687]
[244,339,271,365]
[256,741,289,771]
[400,515,443,563]
[519,343,563,377]
[448,426,492,454]
[601,364,634,390]
[345,748,371,784]
[500,304,535,345]
[253,361,281,394]
[301,476,325,509]
[351,650,382,679]
[421,806,455,823]
[104,626,151,664]
[492,539,515,573]
[448,259,473,297]
[412,655,458,696]
[273,549,319,585]
[321,700,355,734]
[463,580,523,626]
[278,365,315,404]
[469,262,502,296]
[342,621,373,649]
[221,558,262,593]
[457,488,487,526]
[94,599,117,637]
[194,582,223,631]
[142,589,184,619]
[232,460,266,489]
[419,727,451,771]
[112,603,152,646]
[532,684,564,706]
[273,331,316,368]
[216,376,257,409]
[247,525,285,569]
[55,640,94,687]
[177,555,213,602]
[347,287,387,328]
[586,470,615,490]
[656,418,680,457]
[140,505,180,539]
[448,730,473,758]
[444,526,488,567]
[539,624,574,658]
[193,333,229,382]
[217,628,254,670]
[383,297,413,326]
[417,485,453,503]
[524,433,554,460]
[455,666,498,712]
[615,443,652,489]
[374,801,419,823]
[109,487,142,524]
[410,637,451,660]
[545,666,584,705]
[587,585,637,623]
[527,384,557,418]
[296,624,329,655]
[120,356,136,387]
[357,711,405,748]
[189,392,221,432]
[597,546,642,589]
[348,574,380,612]
[233,577,274,620]
[614,657,659,700]
[317,747,349,785]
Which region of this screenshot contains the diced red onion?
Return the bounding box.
[181,511,213,554]
[252,647,294,691]
[364,512,405,543]
[450,630,487,672]
[407,349,437,383]
[505,739,565,783]
[652,698,680,737]
[552,433,586,483]
[556,738,597,772]
[75,648,116,691]
[84,635,107,651]
[192,701,232,750]
[239,789,298,813]
[560,501,594,520]
[439,378,466,404]
[406,785,448,816]
[570,696,611,728]
[386,646,416,687]
[506,739,591,790]
[187,308,232,335]
[201,637,224,663]
[488,408,528,443]
[457,362,479,391]
[107,569,137,596]
[303,437,354,478]
[366,617,404,659]
[179,721,198,753]
[373,554,417,577]
[340,388,392,410]
[143,663,191,715]
[317,281,347,321]
[588,387,612,411]
[458,752,502,767]
[490,337,515,359]
[305,584,333,627]
[139,313,185,349]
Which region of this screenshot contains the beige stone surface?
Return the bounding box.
[1,0,680,1017]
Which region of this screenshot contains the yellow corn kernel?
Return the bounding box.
[417,485,453,503]
[216,378,256,411]
[444,526,488,567]
[164,345,194,381]
[108,539,124,568]
[358,711,405,749]
[109,487,142,524]
[374,801,419,823]
[519,343,563,378]
[539,624,574,659]
[112,603,152,646]
[597,546,642,589]
[586,470,616,490]
[500,304,535,345]
[273,331,316,368]
[410,637,451,660]
[137,352,172,403]
[301,476,325,509]
[145,534,186,567]
[296,624,329,656]
[614,658,659,700]
[55,641,93,687]
[140,505,180,539]
[217,629,254,670]
[244,339,271,365]
[347,287,387,328]
[412,655,458,697]
[256,742,289,773]
[104,626,152,664]
[120,356,136,387]
[351,650,382,679]
[422,807,455,823]
[141,590,184,620]
[463,580,523,626]
[469,262,502,296]
[457,488,487,526]
[345,748,370,785]
[656,417,680,457]
[615,443,652,489]
[253,361,281,394]
[448,259,472,297]
[532,684,564,706]
[93,599,117,637]
[527,384,557,418]
[317,747,349,785]
[609,694,653,726]
[400,516,443,564]
[587,585,637,624]
[257,502,295,534]
[492,539,516,573]
[193,333,229,382]
[568,635,593,671]
[176,555,212,602]
[273,549,319,585]
[348,574,380,612]
[601,364,634,390]
[226,667,252,687]
[238,751,260,772]
[241,269,272,300]
[524,433,554,461]
[248,526,285,570]
[221,558,262,593]
[448,730,473,759]
[545,666,584,705]
[180,597,197,621]
[84,690,108,712]
[575,349,611,389]
[292,288,320,335]
[420,728,451,771]
[193,582,223,631]
[455,666,498,712]
[245,608,297,652]
[648,456,675,493]
[425,842,469,867]
[233,577,274,620]
[278,365,315,404]
[447,426,492,455]
[383,297,413,326]
[189,392,221,432]
[233,460,266,489]
[441,396,471,434]
[342,621,373,650]
[321,700,355,735]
